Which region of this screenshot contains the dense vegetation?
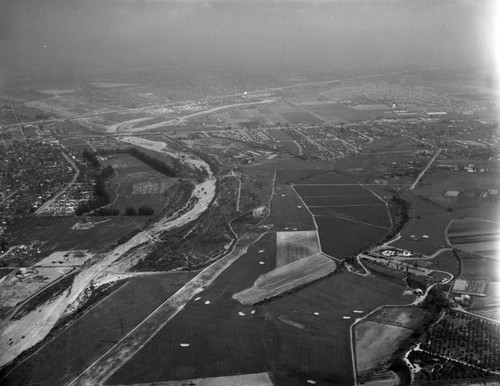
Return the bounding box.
[410,350,493,384]
[98,147,181,177]
[82,149,101,168]
[128,146,179,177]
[382,194,410,243]
[421,309,500,371]
[75,165,114,216]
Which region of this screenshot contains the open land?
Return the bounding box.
[233,253,336,305]
[269,185,316,231]
[354,306,433,377]
[108,249,411,386]
[1,69,499,385]
[275,230,320,267]
[5,216,146,255]
[447,218,500,259]
[291,175,391,259]
[0,273,195,386]
[101,153,178,214]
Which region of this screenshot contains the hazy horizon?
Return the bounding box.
[0,0,497,83]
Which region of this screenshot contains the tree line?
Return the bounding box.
[75,165,114,216]
[97,147,181,177]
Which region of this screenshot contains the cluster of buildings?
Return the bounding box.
[322,80,496,115]
[36,183,94,216]
[0,141,75,218]
[209,128,277,151]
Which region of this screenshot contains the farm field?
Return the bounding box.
[293,184,368,197]
[297,172,359,185]
[354,321,412,375]
[233,253,336,305]
[106,232,278,385]
[222,100,325,126]
[108,232,411,386]
[276,230,320,266]
[292,173,391,259]
[270,185,316,231]
[0,273,196,386]
[280,111,324,125]
[302,194,382,207]
[101,153,178,214]
[460,252,500,280]
[469,282,500,322]
[274,158,334,185]
[300,103,372,122]
[447,218,500,259]
[262,271,413,385]
[316,216,388,259]
[267,129,301,155]
[354,306,432,377]
[310,205,391,228]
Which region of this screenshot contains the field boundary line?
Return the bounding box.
[313,215,390,230]
[299,194,376,198]
[290,184,324,259]
[308,204,385,208]
[68,163,279,385]
[357,181,394,230]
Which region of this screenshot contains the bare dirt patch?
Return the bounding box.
[233,253,336,305]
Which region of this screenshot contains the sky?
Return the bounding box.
[0,0,497,82]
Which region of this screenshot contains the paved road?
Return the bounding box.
[409,148,442,190]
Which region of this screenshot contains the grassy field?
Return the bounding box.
[274,158,334,185]
[101,153,178,214]
[108,232,411,386]
[291,172,390,259]
[447,218,500,258]
[276,231,320,266]
[0,273,195,386]
[354,306,432,377]
[355,322,412,375]
[459,252,500,280]
[293,184,368,197]
[297,172,359,185]
[267,129,301,156]
[106,232,278,385]
[303,195,382,207]
[280,112,324,125]
[310,205,391,228]
[301,103,372,122]
[316,216,388,259]
[270,185,316,231]
[8,216,146,253]
[233,253,336,305]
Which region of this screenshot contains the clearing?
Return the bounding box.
[233,253,336,305]
[276,231,320,267]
